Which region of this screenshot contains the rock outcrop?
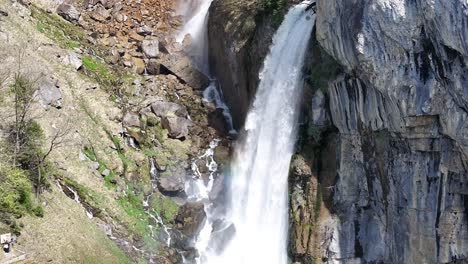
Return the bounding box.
[293,0,468,263]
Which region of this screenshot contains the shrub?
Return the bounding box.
[0,166,33,217]
[261,0,287,27]
[32,206,44,217]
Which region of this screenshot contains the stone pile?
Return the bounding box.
[57,0,209,88]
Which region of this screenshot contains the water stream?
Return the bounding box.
[143,158,172,247]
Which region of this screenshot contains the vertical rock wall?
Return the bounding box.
[208,0,275,128]
[312,0,468,263]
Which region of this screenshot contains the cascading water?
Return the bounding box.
[197,2,316,263]
[176,0,213,74]
[176,0,236,135]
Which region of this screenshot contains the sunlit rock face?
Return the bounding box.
[313,0,468,263]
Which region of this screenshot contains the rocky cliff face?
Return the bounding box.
[208,0,275,128]
[305,0,468,263]
[207,0,467,263]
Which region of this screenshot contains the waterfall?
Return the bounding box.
[176,0,236,135]
[176,0,213,74]
[199,2,316,263]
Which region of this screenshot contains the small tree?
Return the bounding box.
[8,72,69,197]
[11,74,39,167]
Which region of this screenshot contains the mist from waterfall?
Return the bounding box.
[199,2,316,263]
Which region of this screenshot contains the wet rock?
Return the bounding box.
[141,37,159,58]
[161,116,191,139]
[208,0,274,128]
[175,202,205,237]
[213,145,230,164]
[57,2,80,23]
[35,81,62,108]
[208,108,229,135]
[182,34,193,51]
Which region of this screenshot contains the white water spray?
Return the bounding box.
[203,82,237,135]
[185,139,221,263]
[199,2,316,263]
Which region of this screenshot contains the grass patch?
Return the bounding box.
[150,193,180,224]
[32,5,121,90]
[60,177,105,216]
[82,146,118,189]
[314,184,322,221]
[260,0,287,28]
[118,190,148,236]
[82,56,119,88]
[31,5,85,49]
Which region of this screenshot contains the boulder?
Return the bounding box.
[129,31,144,42]
[35,81,62,108]
[101,169,110,177]
[175,202,206,237]
[151,101,188,118]
[137,25,152,36]
[146,59,160,75]
[122,112,140,128]
[106,49,120,64]
[141,38,159,58]
[57,2,80,23]
[131,57,145,74]
[214,145,230,164]
[67,51,82,70]
[159,54,209,89]
[94,5,110,20]
[161,116,191,139]
[158,164,186,193]
[126,127,144,144]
